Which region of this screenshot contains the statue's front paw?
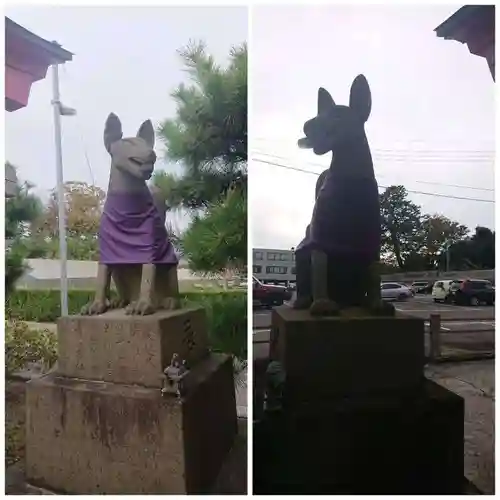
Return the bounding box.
[108,297,130,310]
[125,299,155,316]
[369,300,396,317]
[310,298,340,316]
[291,296,312,310]
[81,300,108,316]
[163,297,180,310]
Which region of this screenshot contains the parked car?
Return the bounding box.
[432,280,459,303]
[411,281,431,294]
[381,282,413,301]
[448,279,495,306]
[253,276,292,307]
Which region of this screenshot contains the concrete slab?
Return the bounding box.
[426,361,494,495]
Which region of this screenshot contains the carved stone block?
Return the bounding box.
[271,306,425,404]
[57,308,208,388]
[25,354,237,494]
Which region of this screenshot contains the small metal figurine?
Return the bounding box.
[264,361,286,412]
[161,353,189,397]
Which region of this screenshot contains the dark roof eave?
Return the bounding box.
[5,16,73,64]
[434,5,495,41]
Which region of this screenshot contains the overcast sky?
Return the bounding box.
[250,4,495,250]
[5,5,247,231]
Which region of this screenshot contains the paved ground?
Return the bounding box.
[254,295,495,329]
[395,295,495,321]
[426,360,494,494]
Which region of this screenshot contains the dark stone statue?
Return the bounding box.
[292,75,394,317]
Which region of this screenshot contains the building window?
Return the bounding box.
[253,265,262,274]
[279,253,289,261]
[266,266,288,274]
[254,251,263,261]
[291,267,296,275]
[267,252,277,260]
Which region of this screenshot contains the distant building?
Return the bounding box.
[17,258,196,289]
[252,248,296,284]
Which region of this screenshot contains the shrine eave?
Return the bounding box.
[5,17,74,112]
[434,5,495,80]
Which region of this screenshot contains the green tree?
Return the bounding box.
[379,185,423,270]
[470,226,495,269]
[154,40,247,210]
[419,214,469,269]
[153,40,247,279]
[182,187,247,276]
[379,186,471,272]
[446,226,495,270]
[5,164,44,295]
[35,181,105,260]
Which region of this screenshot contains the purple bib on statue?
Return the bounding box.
[99,190,178,265]
[300,174,380,261]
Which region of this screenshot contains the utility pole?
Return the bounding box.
[51,61,76,316]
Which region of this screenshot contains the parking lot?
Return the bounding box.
[253,294,495,358]
[254,294,494,328]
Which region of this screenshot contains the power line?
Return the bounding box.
[253,137,495,156]
[252,147,494,163]
[253,158,495,204]
[252,151,494,192]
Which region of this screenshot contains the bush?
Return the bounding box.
[191,292,247,360]
[5,247,27,297]
[5,320,58,376]
[6,289,247,361]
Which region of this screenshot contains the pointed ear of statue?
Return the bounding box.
[103,113,123,153]
[317,87,335,115]
[349,75,372,123]
[137,119,155,148]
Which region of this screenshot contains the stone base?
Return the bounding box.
[25,353,237,494]
[25,483,57,495]
[253,378,464,494]
[57,307,209,388]
[271,306,425,402]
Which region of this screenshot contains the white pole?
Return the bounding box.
[51,63,68,316]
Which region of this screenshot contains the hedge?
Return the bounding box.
[6,289,247,360]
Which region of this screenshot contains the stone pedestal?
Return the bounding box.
[270,307,425,403]
[57,308,209,388]
[25,308,238,494]
[254,379,464,494]
[255,306,464,494]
